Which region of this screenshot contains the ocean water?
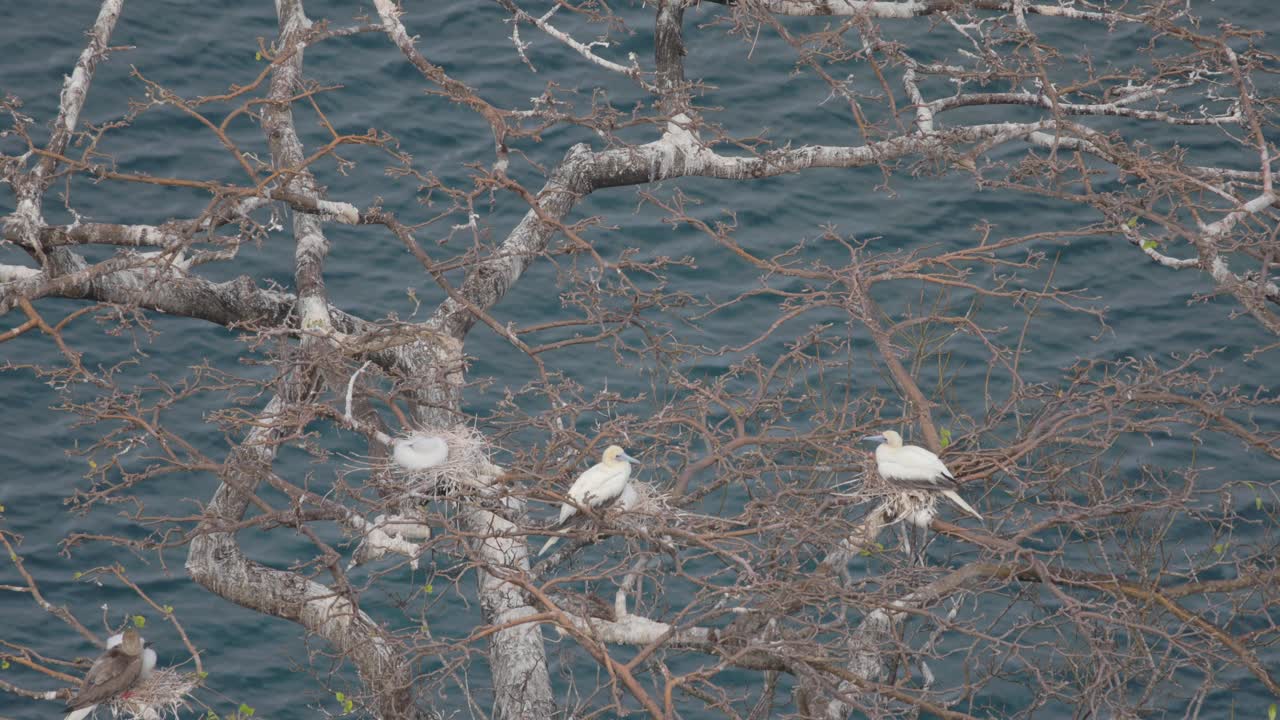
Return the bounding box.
[1,1,1277,718]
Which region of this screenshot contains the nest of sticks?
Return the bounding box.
[614,479,674,523]
[105,668,199,719]
[390,424,496,497]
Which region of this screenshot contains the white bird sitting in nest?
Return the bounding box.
[864,430,982,561]
[65,629,157,720]
[864,430,982,522]
[539,445,640,556]
[392,434,449,471]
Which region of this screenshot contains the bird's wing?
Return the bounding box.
[896,445,953,476]
[554,502,577,526]
[879,452,958,491]
[553,474,627,528]
[66,649,142,710]
[548,465,608,528]
[541,465,629,555]
[879,464,956,491]
[567,464,627,507]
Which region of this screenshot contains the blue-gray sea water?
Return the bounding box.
[1,1,1277,718]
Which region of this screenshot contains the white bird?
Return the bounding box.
[65,629,157,720]
[864,430,982,522]
[392,434,449,471]
[538,445,640,556]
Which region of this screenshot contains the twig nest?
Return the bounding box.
[882,491,937,529]
[613,480,671,522]
[392,434,450,471]
[389,425,495,497]
[108,668,199,719]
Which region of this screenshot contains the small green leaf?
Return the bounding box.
[1257,497,1264,511]
[239,703,255,717]
[1,659,9,669]
[1125,215,1140,228]
[73,571,82,580]
[1268,702,1276,720]
[163,605,174,614]
[206,712,219,720]
[344,699,354,713]
[198,670,209,680]
[1213,543,1227,555]
[336,692,345,702]
[254,51,262,61]
[1141,239,1157,251]
[940,428,953,449]
[0,503,5,512]
[133,615,146,628]
[8,553,15,563]
[423,583,433,594]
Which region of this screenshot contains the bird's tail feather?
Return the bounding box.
[65,705,96,720]
[538,536,560,556]
[942,490,983,520]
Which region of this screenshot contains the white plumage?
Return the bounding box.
[392,434,449,471]
[865,430,982,521]
[538,445,639,556]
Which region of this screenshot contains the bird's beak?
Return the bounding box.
[620,452,641,465]
[863,434,886,443]
[144,641,154,648]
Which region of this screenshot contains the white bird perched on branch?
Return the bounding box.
[539,445,640,556]
[65,628,157,720]
[865,430,982,522]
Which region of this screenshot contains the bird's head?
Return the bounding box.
[603,445,640,465]
[863,430,903,448]
[119,628,144,656]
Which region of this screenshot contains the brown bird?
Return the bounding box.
[65,628,150,720]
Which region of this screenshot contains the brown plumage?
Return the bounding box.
[66,628,145,711]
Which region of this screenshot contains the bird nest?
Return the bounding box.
[613,480,673,523]
[880,490,937,522]
[105,669,199,719]
[390,425,497,497]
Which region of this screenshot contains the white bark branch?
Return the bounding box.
[432,121,1060,338]
[268,0,336,337]
[3,0,123,269]
[494,0,648,85]
[726,0,1129,22]
[931,92,1241,126]
[465,494,557,719]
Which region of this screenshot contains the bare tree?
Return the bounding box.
[2,0,1278,718]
